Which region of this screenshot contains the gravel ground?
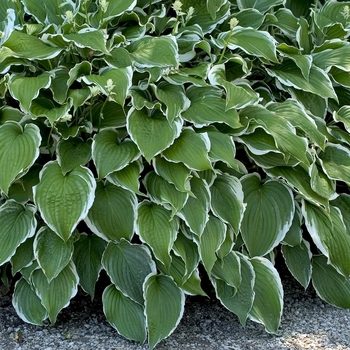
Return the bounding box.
[1,267,350,350]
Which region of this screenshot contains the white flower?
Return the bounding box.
[60,114,72,122]
[341,5,350,19]
[100,0,109,13]
[65,10,74,23]
[229,17,239,30]
[172,0,185,16]
[105,79,115,93]
[89,85,100,97]
[185,6,195,22]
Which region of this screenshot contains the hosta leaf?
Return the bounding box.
[282,204,303,247]
[8,73,52,112]
[82,67,132,105]
[237,0,284,13]
[172,232,200,280]
[144,274,185,350]
[182,86,241,129]
[331,194,350,230]
[12,278,48,326]
[34,226,74,282]
[92,129,140,180]
[309,161,336,200]
[266,99,326,149]
[266,60,337,100]
[249,257,283,334]
[151,82,190,122]
[31,261,79,324]
[3,31,62,60]
[212,251,242,290]
[57,137,92,176]
[33,161,96,241]
[208,64,259,109]
[282,240,312,289]
[85,181,137,242]
[197,215,226,273]
[214,252,255,326]
[46,29,110,55]
[268,9,299,36]
[318,143,350,186]
[240,105,310,165]
[153,156,192,193]
[11,236,35,275]
[334,105,350,133]
[137,201,179,269]
[127,108,182,162]
[144,171,188,216]
[178,177,211,236]
[107,160,144,194]
[0,200,36,266]
[302,201,350,278]
[22,0,76,25]
[103,284,147,344]
[0,122,41,195]
[162,128,212,171]
[265,166,329,209]
[102,240,156,305]
[312,255,350,308]
[72,234,106,299]
[210,174,245,234]
[206,128,237,168]
[312,44,350,72]
[241,174,294,257]
[218,27,278,62]
[128,36,178,68]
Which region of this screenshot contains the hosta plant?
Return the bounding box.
[1,0,350,348]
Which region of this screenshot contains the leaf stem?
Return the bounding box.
[218,30,233,64]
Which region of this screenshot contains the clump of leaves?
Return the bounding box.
[1,0,350,348]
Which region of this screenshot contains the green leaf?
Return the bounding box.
[144,274,185,350]
[319,143,350,186]
[265,166,329,209]
[162,128,212,171]
[57,137,92,175]
[313,44,350,72]
[11,236,35,275]
[3,31,62,59]
[153,156,192,193]
[239,105,310,165]
[73,234,106,299]
[213,252,255,326]
[197,215,226,273]
[302,201,350,278]
[85,181,137,242]
[103,284,147,344]
[137,201,179,269]
[312,255,350,308]
[128,36,178,68]
[218,27,278,62]
[237,0,284,13]
[266,99,326,149]
[178,177,211,236]
[107,160,144,195]
[34,226,74,282]
[282,203,303,247]
[127,108,182,162]
[282,240,312,289]
[182,86,242,129]
[102,240,156,305]
[210,174,245,234]
[266,60,337,100]
[33,161,96,241]
[249,257,283,334]
[208,64,260,109]
[334,105,350,133]
[92,129,140,180]
[82,67,132,105]
[31,261,79,324]
[331,194,350,230]
[241,174,294,257]
[212,251,241,290]
[0,122,41,195]
[0,200,36,266]
[8,73,52,112]
[144,171,188,217]
[12,278,48,326]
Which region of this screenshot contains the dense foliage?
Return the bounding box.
[1,0,350,348]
